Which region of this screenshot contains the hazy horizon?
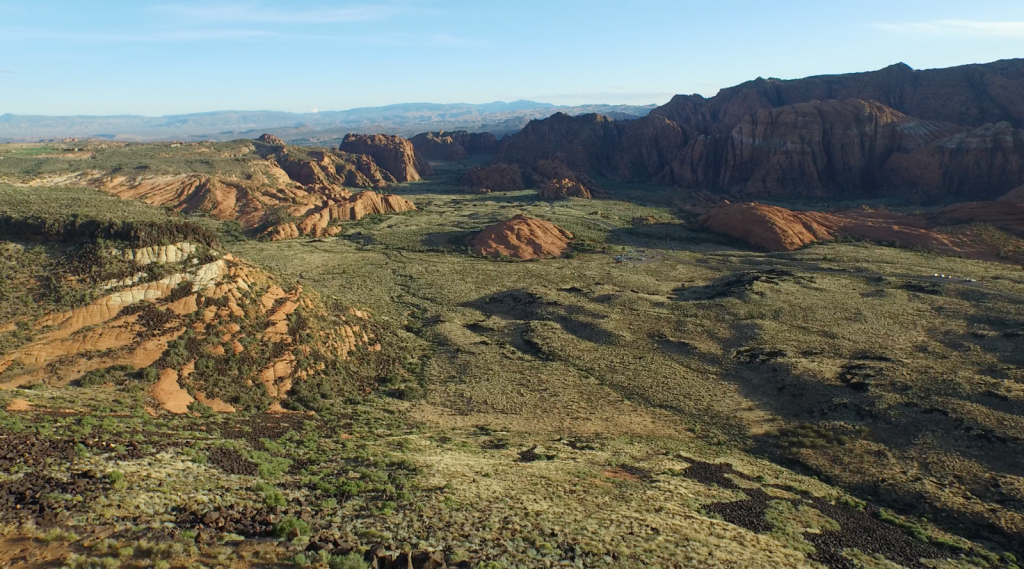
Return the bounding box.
[0,100,652,119]
[2,0,1024,116]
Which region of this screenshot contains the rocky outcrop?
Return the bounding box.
[261,191,416,241]
[492,59,1024,204]
[74,143,418,242]
[884,122,1024,202]
[411,130,498,162]
[538,179,591,200]
[339,134,432,182]
[410,131,466,161]
[274,149,395,189]
[999,185,1024,203]
[257,133,285,146]
[460,164,524,193]
[448,130,497,154]
[118,242,199,266]
[675,99,961,200]
[470,214,573,260]
[698,203,840,251]
[936,201,1024,237]
[495,113,688,183]
[698,202,1024,263]
[0,245,381,405]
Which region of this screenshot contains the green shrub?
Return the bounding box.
[188,401,214,416]
[388,385,426,401]
[254,482,287,507]
[329,552,368,569]
[75,365,135,387]
[106,470,126,490]
[273,517,310,540]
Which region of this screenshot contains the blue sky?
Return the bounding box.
[1,0,1023,116]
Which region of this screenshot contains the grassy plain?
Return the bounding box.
[0,150,1022,568]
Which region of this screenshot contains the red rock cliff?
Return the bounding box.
[339,134,432,182]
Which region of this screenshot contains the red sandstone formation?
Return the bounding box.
[261,191,416,241]
[493,59,1024,204]
[538,179,592,200]
[698,202,1024,264]
[339,134,432,182]
[469,214,573,260]
[410,131,467,161]
[697,203,840,251]
[257,133,286,146]
[460,164,525,194]
[411,130,498,162]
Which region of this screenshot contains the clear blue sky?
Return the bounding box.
[2,0,1023,116]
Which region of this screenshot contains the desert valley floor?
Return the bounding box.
[0,135,1022,569]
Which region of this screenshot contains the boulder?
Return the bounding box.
[539,178,591,200]
[339,134,432,182]
[470,214,573,260]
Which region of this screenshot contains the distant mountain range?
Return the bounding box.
[0,101,657,143]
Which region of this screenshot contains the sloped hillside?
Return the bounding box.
[0,138,418,241]
[0,185,387,413]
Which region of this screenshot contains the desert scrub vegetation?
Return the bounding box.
[0,183,216,249]
[0,140,261,181]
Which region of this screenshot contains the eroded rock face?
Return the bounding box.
[677,99,962,200]
[538,178,592,200]
[77,144,416,242]
[410,132,467,161]
[261,191,416,240]
[411,130,498,162]
[448,130,497,154]
[0,247,381,409]
[275,149,396,189]
[460,164,524,193]
[339,134,432,182]
[936,201,1024,237]
[469,214,573,260]
[492,59,1024,203]
[496,113,688,183]
[884,122,1024,202]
